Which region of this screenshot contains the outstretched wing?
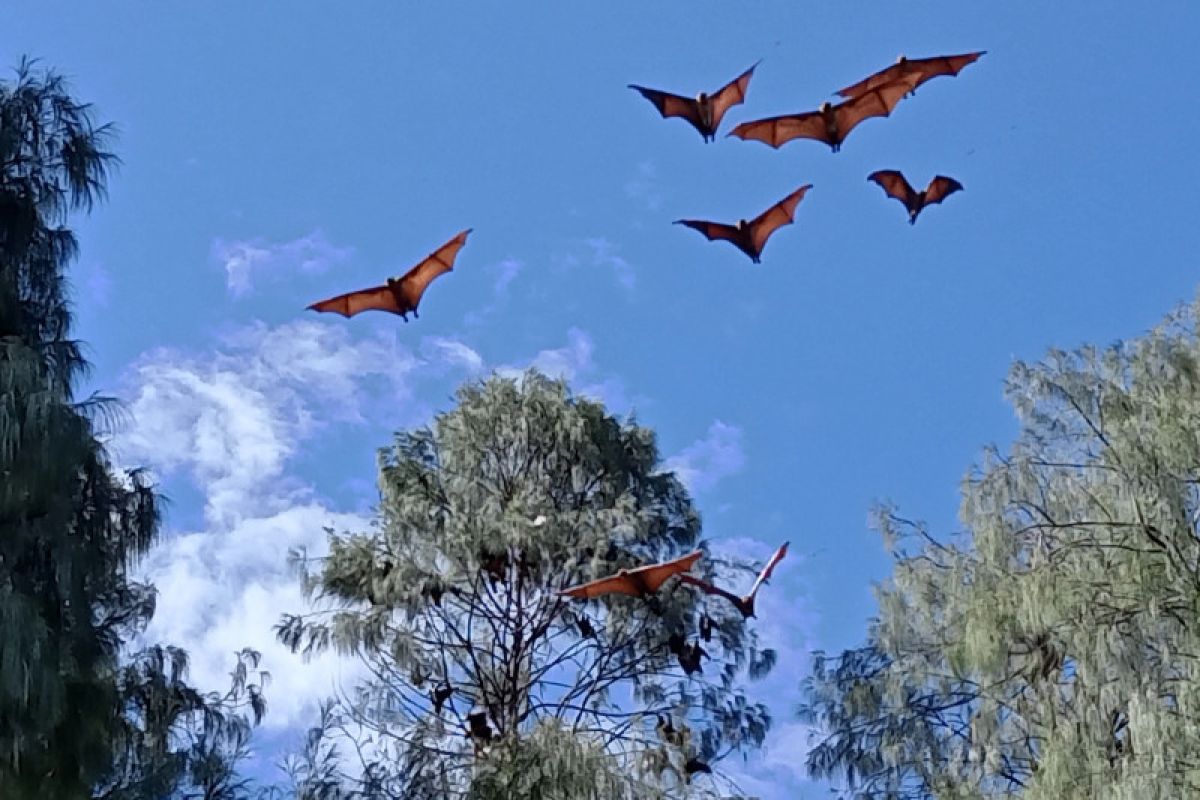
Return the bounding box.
[393,229,472,314]
[834,74,920,141]
[924,175,964,206]
[678,573,743,607]
[559,573,641,600]
[836,50,985,98]
[747,184,812,254]
[674,219,741,244]
[707,61,760,132]
[868,170,917,207]
[307,283,399,318]
[629,549,704,593]
[746,541,789,599]
[727,110,828,149]
[628,85,704,132]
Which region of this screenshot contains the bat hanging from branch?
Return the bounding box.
[836,51,986,100]
[306,229,471,321]
[680,541,788,618]
[727,73,920,153]
[674,184,812,264]
[868,170,963,225]
[628,61,760,142]
[558,550,703,600]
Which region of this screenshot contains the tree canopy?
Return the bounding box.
[0,57,267,798]
[801,297,1200,799]
[279,372,775,798]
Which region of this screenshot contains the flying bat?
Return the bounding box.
[558,550,703,600]
[674,184,812,264]
[727,73,920,153]
[836,51,986,99]
[629,61,760,142]
[868,171,963,225]
[307,229,471,321]
[680,541,789,618]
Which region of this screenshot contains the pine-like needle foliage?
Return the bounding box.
[0,57,267,797]
[279,372,775,798]
[800,296,1200,799]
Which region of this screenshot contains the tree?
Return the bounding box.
[0,57,267,797]
[800,296,1200,799]
[278,372,776,798]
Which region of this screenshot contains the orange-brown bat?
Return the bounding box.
[836,51,986,99]
[307,229,471,321]
[680,541,788,618]
[868,170,963,225]
[674,184,812,264]
[727,73,920,153]
[558,550,703,600]
[629,61,760,142]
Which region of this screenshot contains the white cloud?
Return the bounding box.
[213,230,354,298]
[663,420,746,494]
[113,317,485,728]
[584,237,636,291]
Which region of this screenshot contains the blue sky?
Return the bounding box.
[7,2,1200,796]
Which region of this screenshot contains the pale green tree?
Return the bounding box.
[278,372,776,798]
[801,296,1200,799]
[0,57,267,797]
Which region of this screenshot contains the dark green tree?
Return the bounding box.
[279,372,775,798]
[800,296,1200,799]
[0,57,266,798]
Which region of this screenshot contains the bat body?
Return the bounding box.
[558,550,703,600]
[837,51,986,100]
[728,74,919,153]
[674,184,812,263]
[681,541,789,618]
[629,62,759,142]
[307,229,471,321]
[868,170,963,224]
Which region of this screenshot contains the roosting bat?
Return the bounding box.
[867,170,963,225]
[727,73,920,153]
[558,550,704,600]
[432,684,454,715]
[685,758,713,779]
[699,614,713,642]
[680,541,789,618]
[836,51,986,99]
[674,184,812,263]
[306,229,471,321]
[629,61,760,142]
[677,641,707,676]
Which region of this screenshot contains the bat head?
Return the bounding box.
[696,91,708,103]
[736,219,749,230]
[819,101,833,113]
[896,54,907,64]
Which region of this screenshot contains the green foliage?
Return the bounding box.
[0,56,268,797]
[279,372,772,797]
[800,296,1200,799]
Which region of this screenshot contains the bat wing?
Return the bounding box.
[746,541,789,599]
[834,74,920,140]
[908,51,986,91]
[679,574,743,607]
[747,184,812,254]
[631,549,704,593]
[674,219,741,244]
[707,61,760,132]
[727,111,827,148]
[629,84,704,131]
[835,51,985,98]
[923,175,964,206]
[392,229,472,314]
[835,62,908,99]
[307,283,399,318]
[559,573,641,600]
[868,170,916,207]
